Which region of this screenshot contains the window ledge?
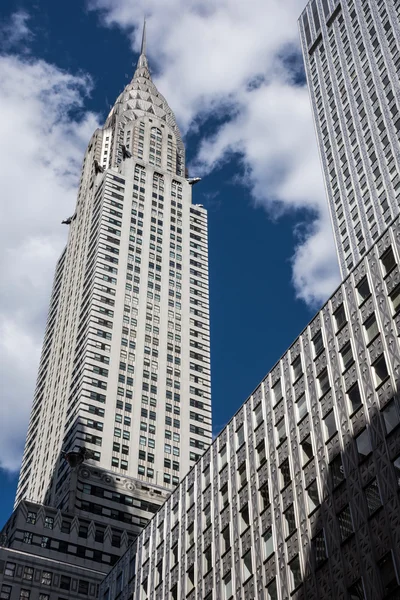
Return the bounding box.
[375,375,391,391]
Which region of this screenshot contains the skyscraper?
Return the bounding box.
[15,23,212,511]
[299,0,400,276]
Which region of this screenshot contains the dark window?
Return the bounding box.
[60,576,71,591]
[338,505,353,541]
[347,383,362,413]
[381,247,396,274]
[356,428,372,459]
[334,304,347,330]
[348,579,365,599]
[313,330,324,356]
[364,479,381,515]
[378,553,399,594]
[373,354,389,386]
[280,459,291,489]
[312,530,327,566]
[357,277,370,304]
[382,399,400,434]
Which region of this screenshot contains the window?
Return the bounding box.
[381,246,396,274]
[26,511,37,524]
[373,354,389,387]
[187,523,194,547]
[254,403,263,427]
[348,579,365,599]
[284,505,296,537]
[221,484,229,508]
[256,440,266,467]
[222,525,230,553]
[273,379,283,403]
[204,503,211,529]
[338,505,353,541]
[306,480,319,513]
[4,563,15,577]
[340,342,354,370]
[39,595,50,600]
[44,516,54,529]
[364,479,381,515]
[364,314,379,343]
[78,581,89,595]
[263,527,274,559]
[41,572,52,586]
[301,435,313,465]
[260,482,270,510]
[390,285,400,314]
[219,444,227,469]
[237,425,245,446]
[187,566,195,591]
[267,580,278,600]
[357,277,370,304]
[330,454,345,487]
[19,591,30,600]
[378,552,399,595]
[1,586,12,600]
[313,330,324,355]
[276,417,286,444]
[60,576,71,591]
[223,572,232,600]
[356,428,372,459]
[280,459,291,489]
[347,383,362,413]
[312,530,327,566]
[238,463,247,488]
[323,409,336,440]
[292,356,302,380]
[203,465,211,487]
[318,369,330,396]
[23,531,33,544]
[334,304,346,330]
[23,567,34,581]
[289,555,301,591]
[240,504,250,532]
[204,546,212,573]
[242,550,253,581]
[296,394,307,421]
[382,399,400,434]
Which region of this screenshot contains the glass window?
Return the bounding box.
[296,394,307,421]
[323,409,336,440]
[280,459,291,489]
[242,550,253,581]
[240,504,250,532]
[276,417,286,444]
[330,454,345,487]
[254,404,263,427]
[204,546,212,573]
[318,369,330,396]
[219,444,227,469]
[313,330,324,356]
[221,484,229,509]
[222,525,230,553]
[390,285,400,314]
[356,428,372,459]
[223,572,232,600]
[23,567,33,581]
[237,425,245,447]
[41,572,52,586]
[256,440,266,467]
[19,591,30,600]
[334,304,347,330]
[357,277,370,304]
[301,435,313,465]
[284,505,296,537]
[340,342,354,371]
[306,480,319,513]
[338,505,353,541]
[238,463,247,488]
[289,555,301,591]
[378,552,399,595]
[373,354,389,386]
[4,563,15,577]
[1,586,12,600]
[381,246,396,274]
[273,379,283,404]
[292,356,302,380]
[348,579,365,600]
[260,482,270,510]
[364,314,379,343]
[267,579,278,600]
[364,479,382,515]
[26,511,36,524]
[382,400,400,434]
[347,383,362,413]
[312,530,327,566]
[263,527,274,559]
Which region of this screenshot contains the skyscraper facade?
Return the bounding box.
[100,218,400,600]
[299,0,400,276]
[15,25,212,511]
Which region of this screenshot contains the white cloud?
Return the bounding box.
[0,10,33,50]
[89,0,341,305]
[0,52,99,471]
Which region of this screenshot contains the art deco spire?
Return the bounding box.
[134,19,150,79]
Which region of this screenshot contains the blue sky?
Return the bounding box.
[0,0,340,527]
